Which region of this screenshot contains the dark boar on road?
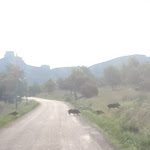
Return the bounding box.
[108,103,120,109]
[68,109,80,115]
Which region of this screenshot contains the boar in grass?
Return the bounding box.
[94,110,105,115]
[9,111,19,116]
[68,109,80,115]
[108,103,120,109]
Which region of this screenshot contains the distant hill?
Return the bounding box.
[0,51,73,85]
[0,52,150,84]
[89,54,150,77]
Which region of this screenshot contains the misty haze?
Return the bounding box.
[0,0,150,150]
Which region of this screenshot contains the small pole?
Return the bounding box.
[26,87,28,105]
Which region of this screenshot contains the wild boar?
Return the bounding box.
[9,111,19,116]
[94,110,105,115]
[108,103,120,109]
[68,109,80,115]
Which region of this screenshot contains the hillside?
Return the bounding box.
[89,54,150,77]
[0,51,150,84]
[0,51,74,85]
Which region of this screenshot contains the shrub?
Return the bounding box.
[80,83,98,98]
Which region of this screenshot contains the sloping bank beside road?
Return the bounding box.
[38,89,150,150]
[0,99,39,127]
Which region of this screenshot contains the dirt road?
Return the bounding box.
[0,97,118,150]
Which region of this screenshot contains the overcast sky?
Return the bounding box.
[0,0,150,69]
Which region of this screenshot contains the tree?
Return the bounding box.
[28,83,41,96]
[140,63,150,81]
[16,79,28,98]
[138,63,150,91]
[104,66,121,90]
[57,78,66,90]
[80,66,96,84]
[65,68,88,100]
[120,58,142,86]
[128,57,140,68]
[98,77,106,87]
[56,67,98,100]
[3,65,24,102]
[0,73,6,101]
[80,83,98,98]
[0,65,27,110]
[43,79,55,93]
[127,67,142,86]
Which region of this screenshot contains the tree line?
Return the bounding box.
[1,57,150,103]
[103,57,150,91]
[29,66,99,100]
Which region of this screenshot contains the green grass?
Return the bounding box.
[38,87,150,150]
[0,100,39,127]
[71,88,150,150]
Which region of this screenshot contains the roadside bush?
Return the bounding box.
[80,83,98,98]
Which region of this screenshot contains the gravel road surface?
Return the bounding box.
[0,97,118,150]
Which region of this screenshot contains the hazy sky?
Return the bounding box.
[0,0,150,69]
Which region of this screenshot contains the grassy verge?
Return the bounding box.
[38,87,150,150]
[70,88,150,150]
[0,100,39,127]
